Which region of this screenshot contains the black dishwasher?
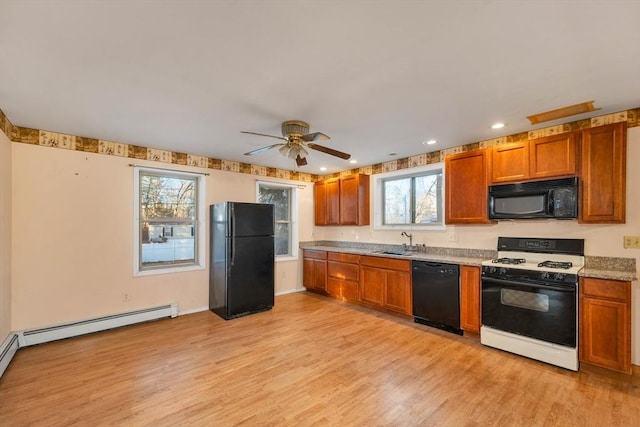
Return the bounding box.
[412,260,462,335]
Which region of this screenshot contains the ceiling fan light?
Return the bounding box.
[298,146,309,158]
[279,145,289,156]
[288,145,299,159]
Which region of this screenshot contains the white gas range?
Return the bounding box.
[480,237,584,371]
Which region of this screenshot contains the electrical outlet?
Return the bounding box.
[623,236,640,249]
[122,292,130,302]
[448,232,458,242]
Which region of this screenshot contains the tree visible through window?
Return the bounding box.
[383,170,443,225]
[258,184,294,256]
[138,171,199,270]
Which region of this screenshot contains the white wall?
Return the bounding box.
[315,127,640,366]
[0,130,12,340]
[10,144,314,330]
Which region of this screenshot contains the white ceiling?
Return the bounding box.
[1,1,639,174]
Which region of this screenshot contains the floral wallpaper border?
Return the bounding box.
[1,107,638,182]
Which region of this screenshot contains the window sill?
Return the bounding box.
[275,255,298,263]
[134,263,205,277]
[373,224,447,231]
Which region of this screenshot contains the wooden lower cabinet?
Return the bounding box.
[579,277,631,374]
[326,252,360,301]
[302,250,327,292]
[360,256,412,315]
[459,265,481,333]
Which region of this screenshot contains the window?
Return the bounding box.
[257,181,298,259]
[134,167,206,275]
[374,163,444,229]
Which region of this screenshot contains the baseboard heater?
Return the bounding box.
[18,303,178,347]
[0,333,20,377]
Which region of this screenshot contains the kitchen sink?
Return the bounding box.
[372,250,413,256]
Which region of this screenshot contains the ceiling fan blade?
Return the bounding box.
[241,131,287,141]
[296,155,308,166]
[307,143,351,160]
[244,143,285,156]
[301,132,330,142]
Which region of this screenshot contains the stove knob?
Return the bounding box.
[489,266,497,274]
[541,272,550,280]
[499,268,507,275]
[554,273,565,281]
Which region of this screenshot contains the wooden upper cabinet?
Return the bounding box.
[529,133,577,179]
[490,134,576,184]
[490,142,529,183]
[579,122,626,223]
[325,178,341,225]
[339,173,370,225]
[314,174,370,226]
[445,149,491,224]
[314,181,327,225]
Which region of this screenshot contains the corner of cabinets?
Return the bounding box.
[578,122,626,223]
[444,149,491,224]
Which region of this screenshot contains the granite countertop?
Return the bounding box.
[301,241,638,282]
[579,267,637,282]
[302,245,486,267]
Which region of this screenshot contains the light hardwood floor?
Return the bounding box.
[1,292,638,426]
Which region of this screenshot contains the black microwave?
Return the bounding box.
[488,177,578,220]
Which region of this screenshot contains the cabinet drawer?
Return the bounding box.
[360,255,411,271]
[328,261,359,281]
[303,250,327,260]
[327,252,360,264]
[580,277,630,300]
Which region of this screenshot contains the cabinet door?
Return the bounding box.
[339,174,370,225]
[490,142,529,183]
[339,175,359,225]
[313,260,327,291]
[445,150,490,224]
[579,122,626,223]
[579,296,630,374]
[384,270,411,315]
[360,266,385,307]
[314,181,327,225]
[325,178,341,225]
[460,266,481,333]
[303,257,314,289]
[529,133,576,179]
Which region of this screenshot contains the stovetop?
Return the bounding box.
[482,238,584,285]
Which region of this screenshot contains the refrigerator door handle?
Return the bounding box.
[230,238,235,266]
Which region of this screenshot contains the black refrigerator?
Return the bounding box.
[209,202,275,320]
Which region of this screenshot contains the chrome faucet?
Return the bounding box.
[401,231,413,251]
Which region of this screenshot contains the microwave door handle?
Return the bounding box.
[548,189,554,215]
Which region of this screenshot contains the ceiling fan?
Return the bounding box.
[242,120,351,167]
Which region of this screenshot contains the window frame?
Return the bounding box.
[133,167,206,276]
[256,180,298,262]
[373,162,446,231]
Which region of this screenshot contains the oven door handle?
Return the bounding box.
[481,276,575,292]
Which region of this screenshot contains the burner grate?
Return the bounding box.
[537,260,573,270]
[492,257,527,265]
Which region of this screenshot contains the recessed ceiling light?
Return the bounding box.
[350,160,357,164]
[320,167,327,171]
[491,122,505,129]
[422,140,437,145]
